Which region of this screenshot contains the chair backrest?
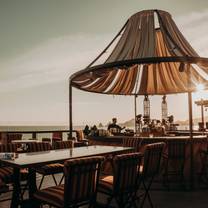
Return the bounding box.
[52,132,63,140]
[142,142,165,178]
[7,133,22,143]
[42,138,51,143]
[53,140,74,150]
[63,156,104,206]
[123,137,141,152]
[0,143,18,153]
[113,152,143,194]
[76,130,85,141]
[166,139,186,159]
[27,142,52,152]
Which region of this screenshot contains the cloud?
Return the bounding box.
[175,9,208,56]
[1,9,208,94]
[0,33,113,93]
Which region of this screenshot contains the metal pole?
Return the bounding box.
[134,95,137,133]
[69,81,73,139]
[201,99,204,129]
[188,92,194,189]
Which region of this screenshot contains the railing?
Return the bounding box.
[0,130,78,144]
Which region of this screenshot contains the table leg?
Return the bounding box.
[11,167,20,208]
[28,168,37,199]
[26,168,40,208]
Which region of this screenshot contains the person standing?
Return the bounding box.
[107,118,125,134]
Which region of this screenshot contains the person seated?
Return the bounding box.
[156,120,166,135]
[142,122,150,133]
[90,125,98,136]
[83,125,90,137]
[108,118,125,134]
[162,119,169,131]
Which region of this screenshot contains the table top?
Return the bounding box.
[11,140,40,144]
[140,135,207,139]
[90,135,207,140]
[0,145,131,168]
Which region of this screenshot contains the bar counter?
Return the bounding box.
[88,135,207,146]
[88,135,208,187]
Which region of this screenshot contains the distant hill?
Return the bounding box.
[175,116,208,125]
[120,119,135,127]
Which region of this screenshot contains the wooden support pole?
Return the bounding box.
[69,81,73,139]
[134,95,137,133]
[201,99,205,129]
[188,91,194,189]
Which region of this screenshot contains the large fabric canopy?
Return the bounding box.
[70,10,208,95]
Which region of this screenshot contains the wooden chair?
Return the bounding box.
[0,144,27,201]
[42,138,51,143]
[53,140,74,150]
[52,140,74,184]
[52,132,63,140]
[199,147,208,185]
[0,144,18,184]
[33,156,104,207]
[139,142,165,208]
[76,130,88,146]
[123,137,142,153]
[98,152,143,208]
[52,132,63,147]
[163,139,187,189]
[7,133,22,143]
[0,179,9,202]
[27,142,64,189]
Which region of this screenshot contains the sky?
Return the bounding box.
[1,0,208,126]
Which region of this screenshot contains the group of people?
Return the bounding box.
[142,119,169,135]
[83,118,125,137]
[83,117,175,137]
[83,125,98,137]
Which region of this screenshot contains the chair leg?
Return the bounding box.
[115,196,124,208]
[140,177,154,208]
[38,175,45,189]
[179,161,185,189]
[131,192,139,208]
[106,195,113,206]
[88,197,97,208]
[199,153,208,185]
[163,159,170,190]
[20,182,28,200]
[52,174,58,186]
[59,174,64,185]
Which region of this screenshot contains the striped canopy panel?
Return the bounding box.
[71,10,208,95]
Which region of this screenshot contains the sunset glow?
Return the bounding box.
[0,1,208,125]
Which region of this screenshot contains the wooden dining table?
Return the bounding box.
[0,145,132,208]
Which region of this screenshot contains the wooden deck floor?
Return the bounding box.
[1,173,208,208]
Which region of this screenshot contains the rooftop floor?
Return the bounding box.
[0,173,207,208]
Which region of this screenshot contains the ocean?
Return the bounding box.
[0,124,198,141]
[0,125,83,140]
